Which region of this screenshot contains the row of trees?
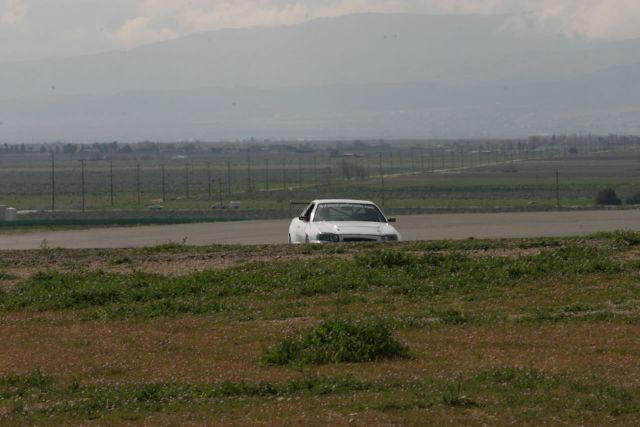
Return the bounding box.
[3,134,640,157]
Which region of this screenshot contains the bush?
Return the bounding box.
[355,250,417,268]
[262,317,411,365]
[605,230,640,248]
[595,188,621,206]
[626,192,640,205]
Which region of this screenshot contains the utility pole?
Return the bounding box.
[247,152,252,192]
[430,150,434,173]
[109,159,114,207]
[80,159,85,212]
[265,159,270,191]
[207,162,212,200]
[226,161,231,195]
[50,152,55,212]
[185,162,190,200]
[282,158,287,191]
[379,152,385,207]
[556,169,560,209]
[161,163,166,202]
[313,157,318,186]
[136,163,141,205]
[218,175,223,206]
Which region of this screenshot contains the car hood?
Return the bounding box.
[314,221,398,236]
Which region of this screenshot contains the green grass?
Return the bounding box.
[0,371,374,420]
[262,317,411,365]
[3,368,638,423]
[3,231,640,424]
[0,237,630,320]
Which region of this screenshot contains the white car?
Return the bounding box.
[288,199,401,243]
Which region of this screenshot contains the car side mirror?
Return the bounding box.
[388,218,397,223]
[299,216,309,222]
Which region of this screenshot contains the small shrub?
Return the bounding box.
[474,367,547,389]
[441,381,478,407]
[437,309,472,325]
[595,188,621,206]
[608,230,640,247]
[626,192,640,205]
[355,250,417,268]
[0,271,16,281]
[110,255,132,265]
[262,317,411,365]
[0,369,53,392]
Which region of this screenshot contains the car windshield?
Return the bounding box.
[313,203,386,222]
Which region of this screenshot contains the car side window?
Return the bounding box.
[300,203,315,220]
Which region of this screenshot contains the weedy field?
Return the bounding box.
[1,232,640,425]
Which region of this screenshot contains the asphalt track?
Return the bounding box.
[0,210,638,250]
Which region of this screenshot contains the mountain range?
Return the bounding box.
[1,13,640,141]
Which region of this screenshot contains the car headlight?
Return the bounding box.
[317,233,340,242]
[381,234,399,242]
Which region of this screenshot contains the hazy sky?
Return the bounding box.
[1,0,640,63]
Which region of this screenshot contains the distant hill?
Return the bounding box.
[1,13,640,141]
[2,61,640,141]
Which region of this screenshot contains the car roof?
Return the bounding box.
[312,199,378,205]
